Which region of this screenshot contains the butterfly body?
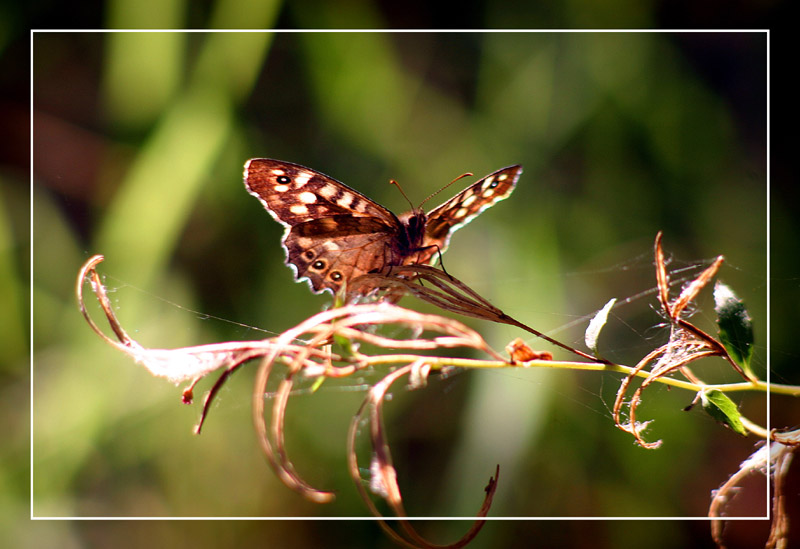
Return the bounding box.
[244,159,521,295]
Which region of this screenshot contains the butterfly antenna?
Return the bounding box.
[389,179,415,210]
[418,172,473,209]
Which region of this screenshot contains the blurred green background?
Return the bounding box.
[3,11,787,549]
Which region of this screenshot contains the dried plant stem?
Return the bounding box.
[346,362,499,549]
[352,265,607,363]
[76,240,796,549]
[247,302,510,504]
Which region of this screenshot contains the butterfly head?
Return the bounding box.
[396,209,429,251]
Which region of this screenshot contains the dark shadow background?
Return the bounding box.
[2,2,793,548]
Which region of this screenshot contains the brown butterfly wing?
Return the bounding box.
[244,159,402,294]
[415,165,522,265]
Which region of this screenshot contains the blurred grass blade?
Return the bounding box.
[96,87,232,285]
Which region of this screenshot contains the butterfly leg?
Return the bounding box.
[411,244,454,280]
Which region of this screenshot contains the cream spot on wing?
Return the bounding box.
[337,192,355,208]
[274,184,290,193]
[299,191,317,204]
[482,189,496,198]
[455,207,469,218]
[352,198,369,213]
[498,174,508,181]
[295,173,312,186]
[271,169,285,176]
[319,185,338,199]
[462,195,477,207]
[481,177,495,190]
[289,204,309,215]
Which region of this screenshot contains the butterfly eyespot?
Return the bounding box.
[489,180,499,189]
[329,271,343,282]
[312,260,326,270]
[304,250,315,260]
[277,176,291,184]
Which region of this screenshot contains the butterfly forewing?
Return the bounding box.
[424,165,522,253]
[244,159,521,296]
[244,159,397,226]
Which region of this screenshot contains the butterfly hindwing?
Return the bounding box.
[284,217,399,295]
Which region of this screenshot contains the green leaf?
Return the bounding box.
[700,389,748,436]
[713,281,754,376]
[585,298,616,354]
[333,333,356,359]
[309,375,326,393]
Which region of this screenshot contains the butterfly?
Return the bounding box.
[244,159,522,296]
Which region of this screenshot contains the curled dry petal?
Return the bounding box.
[505,338,553,363]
